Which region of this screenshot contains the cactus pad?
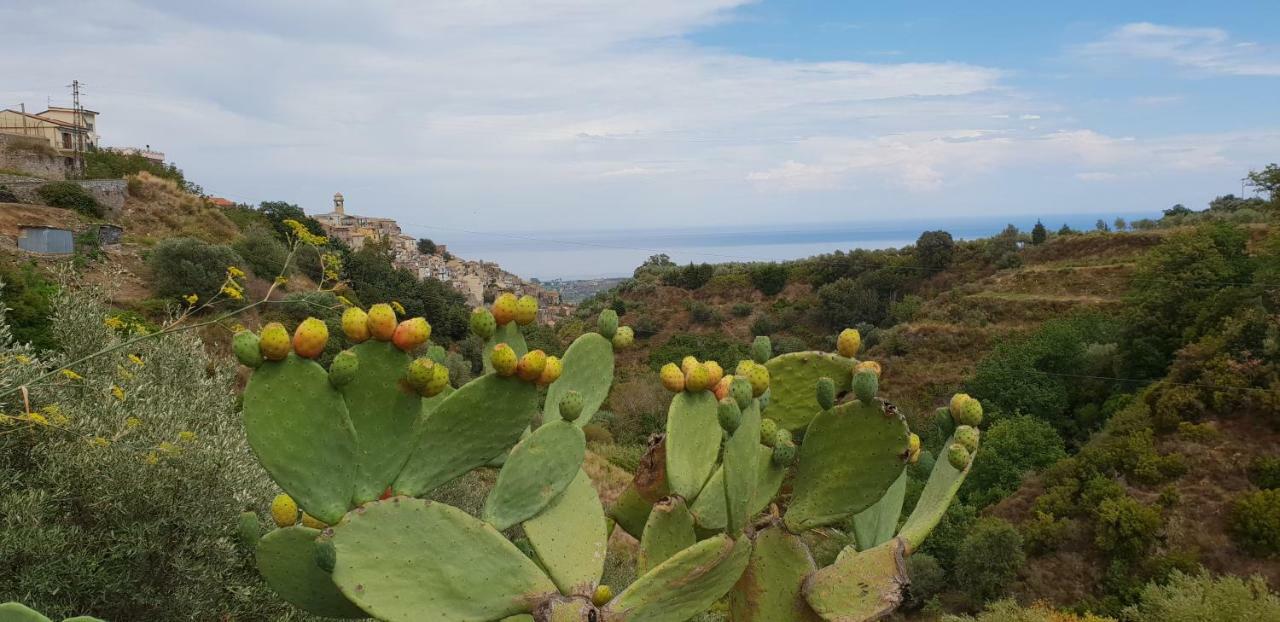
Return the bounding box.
[728,526,821,622]
[639,497,696,574]
[340,341,421,504]
[609,483,655,540]
[764,352,854,431]
[802,538,908,622]
[897,433,971,554]
[852,471,907,551]
[784,400,908,531]
[0,603,52,622]
[330,498,556,622]
[603,535,752,622]
[394,374,539,496]
[722,399,762,535]
[544,333,615,428]
[243,355,358,524]
[256,526,366,619]
[523,469,607,597]
[689,444,786,532]
[484,420,586,531]
[664,391,721,500]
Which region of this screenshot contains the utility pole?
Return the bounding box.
[69,79,83,178]
[19,103,27,136]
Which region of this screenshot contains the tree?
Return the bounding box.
[1096,219,1111,232]
[748,263,788,296]
[231,227,290,279]
[417,238,437,255]
[1163,204,1193,218]
[147,237,245,302]
[955,518,1025,605]
[258,200,327,241]
[1058,224,1077,236]
[1246,163,1280,202]
[817,277,885,328]
[1114,217,1127,231]
[1031,221,1047,245]
[916,230,955,274]
[961,416,1067,508]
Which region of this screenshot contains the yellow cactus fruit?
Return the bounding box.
[341,307,371,343]
[660,363,686,393]
[703,360,724,388]
[516,349,548,383]
[492,293,518,326]
[593,584,614,607]
[515,294,539,326]
[259,322,291,361]
[537,355,563,386]
[491,343,518,377]
[681,355,699,376]
[685,362,712,393]
[292,317,330,359]
[855,360,882,377]
[300,512,327,529]
[837,328,861,358]
[270,493,298,527]
[367,303,398,341]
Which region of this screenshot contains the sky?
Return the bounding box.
[3,1,1278,259]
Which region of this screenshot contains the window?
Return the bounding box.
[61,132,72,148]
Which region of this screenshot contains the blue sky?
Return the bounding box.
[2,1,1277,246]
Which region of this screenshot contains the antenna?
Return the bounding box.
[69,79,83,177]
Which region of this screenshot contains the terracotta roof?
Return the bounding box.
[1,109,80,130]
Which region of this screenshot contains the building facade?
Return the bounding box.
[0,107,98,173]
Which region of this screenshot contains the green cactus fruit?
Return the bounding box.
[816,376,835,410]
[772,439,797,467]
[852,369,879,403]
[934,406,955,436]
[330,498,557,621]
[559,390,585,422]
[328,349,359,388]
[493,292,519,325]
[492,343,518,377]
[314,534,337,573]
[366,303,397,341]
[660,362,685,393]
[684,362,712,393]
[760,418,779,447]
[516,349,547,383]
[238,511,260,551]
[775,428,793,446]
[426,344,447,364]
[956,395,983,426]
[593,585,613,607]
[611,325,634,349]
[425,363,450,397]
[597,309,619,339]
[257,526,365,618]
[391,317,431,352]
[751,335,772,364]
[745,363,770,397]
[537,355,563,386]
[515,294,539,326]
[954,425,980,452]
[292,317,329,359]
[947,443,970,470]
[341,307,371,343]
[730,377,753,410]
[837,327,861,358]
[470,307,497,339]
[233,330,263,368]
[406,357,435,394]
[259,322,291,361]
[717,397,742,433]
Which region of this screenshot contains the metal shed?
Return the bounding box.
[17,225,74,254]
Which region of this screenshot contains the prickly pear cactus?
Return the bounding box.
[610,332,980,622]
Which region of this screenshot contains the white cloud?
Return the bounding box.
[1075,22,1280,76]
[1019,114,1041,120]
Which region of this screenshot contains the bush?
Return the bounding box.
[146,237,245,302]
[0,184,17,203]
[955,518,1025,605]
[961,416,1067,509]
[0,288,290,620]
[1247,455,1280,490]
[662,263,715,290]
[1094,496,1162,560]
[231,227,291,279]
[905,554,946,609]
[919,502,977,571]
[590,442,645,473]
[916,230,955,274]
[730,303,754,318]
[817,277,884,329]
[648,333,749,372]
[748,263,788,296]
[944,600,1113,621]
[83,147,192,190]
[0,262,58,351]
[685,300,720,325]
[889,294,923,325]
[749,313,778,337]
[1227,489,1280,556]
[36,182,102,217]
[1122,570,1280,622]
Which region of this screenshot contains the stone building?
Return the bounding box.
[313,192,403,251]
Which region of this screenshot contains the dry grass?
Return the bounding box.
[121,172,239,243]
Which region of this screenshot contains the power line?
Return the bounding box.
[1013,369,1279,395]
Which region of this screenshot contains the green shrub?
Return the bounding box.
[772,335,807,356]
[905,553,946,609]
[685,300,720,325]
[748,263,788,296]
[0,262,58,351]
[632,314,660,339]
[817,277,884,328]
[146,237,245,302]
[591,442,645,473]
[231,227,291,279]
[961,415,1066,509]
[83,147,192,190]
[889,294,923,324]
[943,599,1113,621]
[1227,489,1280,556]
[648,333,749,371]
[1247,455,1280,490]
[36,181,102,217]
[1021,511,1076,555]
[1094,496,1162,560]
[0,288,292,620]
[662,263,714,290]
[955,517,1025,605]
[919,502,977,571]
[0,184,18,203]
[730,302,754,317]
[1122,570,1280,622]
[749,313,778,336]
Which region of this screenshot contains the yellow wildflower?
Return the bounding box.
[142,452,159,465]
[111,386,126,401]
[283,219,327,246]
[274,276,289,286]
[337,295,354,307]
[24,412,48,426]
[126,416,142,429]
[104,316,126,329]
[390,301,406,315]
[227,266,246,279]
[42,404,68,427]
[131,323,150,336]
[230,323,247,333]
[15,354,31,365]
[158,441,181,456]
[178,431,197,443]
[60,369,82,381]
[184,293,199,305]
[221,283,245,301]
[128,354,144,366]
[89,436,110,448]
[116,365,134,380]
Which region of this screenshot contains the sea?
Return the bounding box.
[427,212,1162,281]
